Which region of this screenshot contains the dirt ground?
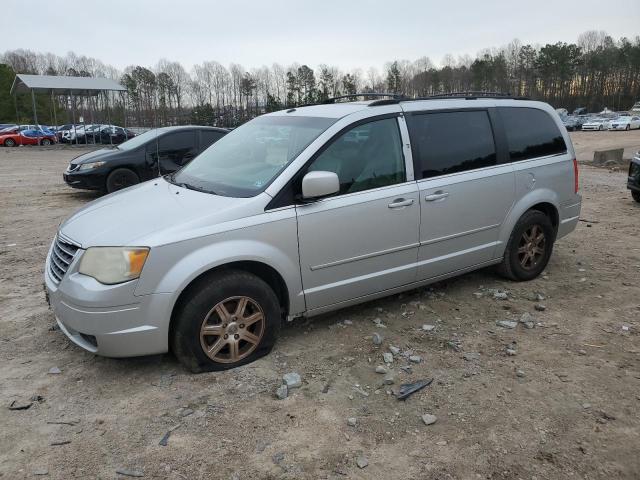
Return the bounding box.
[0,131,639,480]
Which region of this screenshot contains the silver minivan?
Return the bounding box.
[45,95,581,372]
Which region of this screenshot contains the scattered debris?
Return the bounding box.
[516,370,526,378]
[375,365,387,374]
[421,324,435,332]
[275,384,288,400]
[408,355,422,364]
[33,468,49,476]
[46,420,79,426]
[493,292,508,300]
[48,367,61,375]
[397,378,433,400]
[159,424,181,446]
[179,408,194,417]
[447,340,462,352]
[435,440,448,446]
[496,320,518,329]
[8,400,32,410]
[116,468,144,477]
[50,439,71,446]
[535,304,547,312]
[383,352,394,364]
[389,345,400,355]
[282,372,302,388]
[462,352,480,362]
[347,417,357,427]
[272,452,285,465]
[421,414,437,425]
[343,319,353,325]
[372,332,383,345]
[383,373,395,385]
[356,456,369,469]
[519,312,535,329]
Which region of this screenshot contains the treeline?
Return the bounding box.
[1,30,639,128]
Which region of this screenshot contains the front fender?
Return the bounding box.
[134,214,304,317]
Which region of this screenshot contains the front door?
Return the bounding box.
[405,109,515,280]
[148,130,198,176]
[296,116,420,311]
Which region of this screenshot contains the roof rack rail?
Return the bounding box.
[321,92,408,104]
[412,91,529,101]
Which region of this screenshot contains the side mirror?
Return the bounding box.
[301,171,339,200]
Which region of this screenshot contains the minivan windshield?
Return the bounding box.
[171,115,336,197]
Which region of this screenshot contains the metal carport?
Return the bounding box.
[10,74,127,144]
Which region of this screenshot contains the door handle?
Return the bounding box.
[388,198,414,209]
[424,191,449,202]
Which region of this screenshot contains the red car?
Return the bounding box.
[0,128,57,147]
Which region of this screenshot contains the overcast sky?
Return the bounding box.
[2,0,639,72]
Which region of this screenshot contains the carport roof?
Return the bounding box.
[10,74,126,96]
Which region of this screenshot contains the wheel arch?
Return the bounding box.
[168,260,291,339]
[497,189,561,257]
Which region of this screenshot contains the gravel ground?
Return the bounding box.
[1,132,639,479]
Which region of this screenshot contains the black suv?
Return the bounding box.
[64,126,228,193]
[628,152,640,203]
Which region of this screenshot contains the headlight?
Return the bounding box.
[77,161,106,171]
[78,247,149,284]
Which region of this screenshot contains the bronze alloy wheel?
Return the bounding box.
[199,296,265,363]
[517,224,546,270]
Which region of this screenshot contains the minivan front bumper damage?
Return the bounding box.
[44,240,172,357]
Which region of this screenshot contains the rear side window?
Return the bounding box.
[407,110,496,179]
[200,130,225,151]
[499,107,566,161]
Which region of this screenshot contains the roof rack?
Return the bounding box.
[321,92,408,105]
[413,91,529,101]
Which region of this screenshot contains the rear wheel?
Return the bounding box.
[498,210,555,281]
[41,138,52,146]
[632,190,640,203]
[4,138,16,147]
[106,168,139,193]
[170,270,281,372]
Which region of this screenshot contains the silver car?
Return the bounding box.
[45,96,581,372]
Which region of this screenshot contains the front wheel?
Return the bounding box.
[4,138,16,147]
[170,270,281,372]
[632,190,640,203]
[106,168,139,193]
[497,210,555,281]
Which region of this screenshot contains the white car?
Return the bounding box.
[608,116,640,131]
[581,118,610,131]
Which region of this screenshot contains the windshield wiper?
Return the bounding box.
[164,173,216,194]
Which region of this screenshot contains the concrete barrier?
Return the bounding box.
[593,148,624,166]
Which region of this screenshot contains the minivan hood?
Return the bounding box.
[60,179,261,248]
[71,148,119,165]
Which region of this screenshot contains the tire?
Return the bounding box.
[106,168,139,193]
[41,138,52,146]
[4,138,16,147]
[632,190,640,203]
[625,125,630,131]
[497,210,555,281]
[170,270,281,373]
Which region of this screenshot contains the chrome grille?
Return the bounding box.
[49,235,80,283]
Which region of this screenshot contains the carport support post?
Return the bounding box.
[70,91,78,146]
[51,90,58,129]
[31,90,38,126]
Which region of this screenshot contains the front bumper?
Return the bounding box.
[609,125,629,131]
[63,168,107,191]
[44,239,173,357]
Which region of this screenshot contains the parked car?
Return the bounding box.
[560,114,580,131]
[45,97,581,372]
[573,107,587,116]
[581,117,610,131]
[608,116,640,131]
[628,152,640,203]
[0,127,57,146]
[94,125,136,144]
[63,125,228,193]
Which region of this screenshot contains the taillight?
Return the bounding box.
[573,158,579,193]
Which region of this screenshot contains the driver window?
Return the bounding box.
[307,117,405,195]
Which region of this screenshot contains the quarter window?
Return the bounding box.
[407,110,497,179]
[307,117,405,195]
[499,107,567,161]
